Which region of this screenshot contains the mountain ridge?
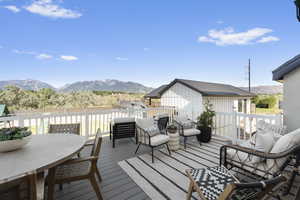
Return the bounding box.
[0,79,153,93]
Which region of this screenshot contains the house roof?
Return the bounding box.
[273,54,300,81]
[144,84,168,98]
[145,79,255,98]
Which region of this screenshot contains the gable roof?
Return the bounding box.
[273,54,300,81]
[145,79,255,98]
[144,84,168,98]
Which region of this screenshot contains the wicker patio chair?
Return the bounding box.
[173,116,201,149]
[186,166,287,200]
[0,171,38,200]
[156,114,169,134]
[135,118,171,163]
[220,142,300,195]
[47,131,103,200]
[110,117,136,148]
[49,123,80,135]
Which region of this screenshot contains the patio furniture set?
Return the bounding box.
[111,116,300,199]
[1,116,300,200]
[0,123,104,200]
[110,114,201,163]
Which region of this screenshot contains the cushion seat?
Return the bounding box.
[150,135,169,146]
[183,128,201,136]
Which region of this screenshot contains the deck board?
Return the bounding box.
[53,136,299,200]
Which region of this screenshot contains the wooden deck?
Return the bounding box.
[55,137,150,200]
[53,136,300,200]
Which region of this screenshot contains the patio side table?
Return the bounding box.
[168,131,180,151]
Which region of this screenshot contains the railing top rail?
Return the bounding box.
[216,112,282,119]
[0,106,176,121]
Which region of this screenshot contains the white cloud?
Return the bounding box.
[24,0,82,19]
[3,5,20,13]
[216,20,224,24]
[143,48,150,51]
[115,57,128,61]
[60,55,78,61]
[257,36,280,43]
[12,49,37,55]
[36,53,52,59]
[198,27,279,46]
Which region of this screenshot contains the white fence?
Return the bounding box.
[0,107,176,139]
[214,112,283,143]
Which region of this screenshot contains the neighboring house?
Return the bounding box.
[273,54,300,132]
[145,79,255,120]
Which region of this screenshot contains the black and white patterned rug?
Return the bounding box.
[118,139,229,200]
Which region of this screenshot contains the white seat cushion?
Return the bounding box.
[150,134,169,146]
[267,128,300,174]
[113,117,135,124]
[183,128,200,136]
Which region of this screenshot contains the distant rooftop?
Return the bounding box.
[273,54,300,81]
[145,79,255,98]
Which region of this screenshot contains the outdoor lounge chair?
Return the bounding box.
[186,166,287,200]
[220,127,300,195]
[0,171,38,200]
[156,113,169,134]
[110,117,136,148]
[173,116,201,149]
[135,118,171,163]
[47,130,103,200]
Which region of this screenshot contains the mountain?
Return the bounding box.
[240,85,283,95]
[59,80,153,93]
[0,79,55,91]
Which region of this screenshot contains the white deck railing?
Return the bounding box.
[214,112,283,143]
[0,107,176,139]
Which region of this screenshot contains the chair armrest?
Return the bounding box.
[221,144,300,160]
[62,156,98,165]
[136,124,152,137]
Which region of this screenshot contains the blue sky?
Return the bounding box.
[0,0,299,88]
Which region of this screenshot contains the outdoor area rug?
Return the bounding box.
[118,139,228,200]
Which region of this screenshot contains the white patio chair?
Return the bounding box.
[135,118,171,163]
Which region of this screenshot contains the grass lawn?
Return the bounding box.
[255,108,283,114]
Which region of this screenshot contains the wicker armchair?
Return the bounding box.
[0,171,38,200]
[49,123,80,135]
[220,143,300,194]
[173,116,201,149]
[47,131,103,200]
[135,118,171,163]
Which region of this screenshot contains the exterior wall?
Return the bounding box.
[161,83,203,120]
[283,67,300,132]
[203,97,251,113]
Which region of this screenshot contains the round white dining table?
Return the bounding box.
[0,134,86,180]
[0,134,86,199]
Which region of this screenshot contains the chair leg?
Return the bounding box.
[59,184,63,190]
[112,138,115,148]
[186,181,193,200]
[184,137,187,149]
[135,143,141,154]
[151,147,154,163]
[166,144,171,155]
[89,175,103,200]
[96,167,102,182]
[47,167,56,200]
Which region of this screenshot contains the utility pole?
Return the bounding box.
[248,59,251,92]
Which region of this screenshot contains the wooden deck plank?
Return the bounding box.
[53,136,299,200]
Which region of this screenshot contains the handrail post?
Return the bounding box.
[233,111,238,144]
